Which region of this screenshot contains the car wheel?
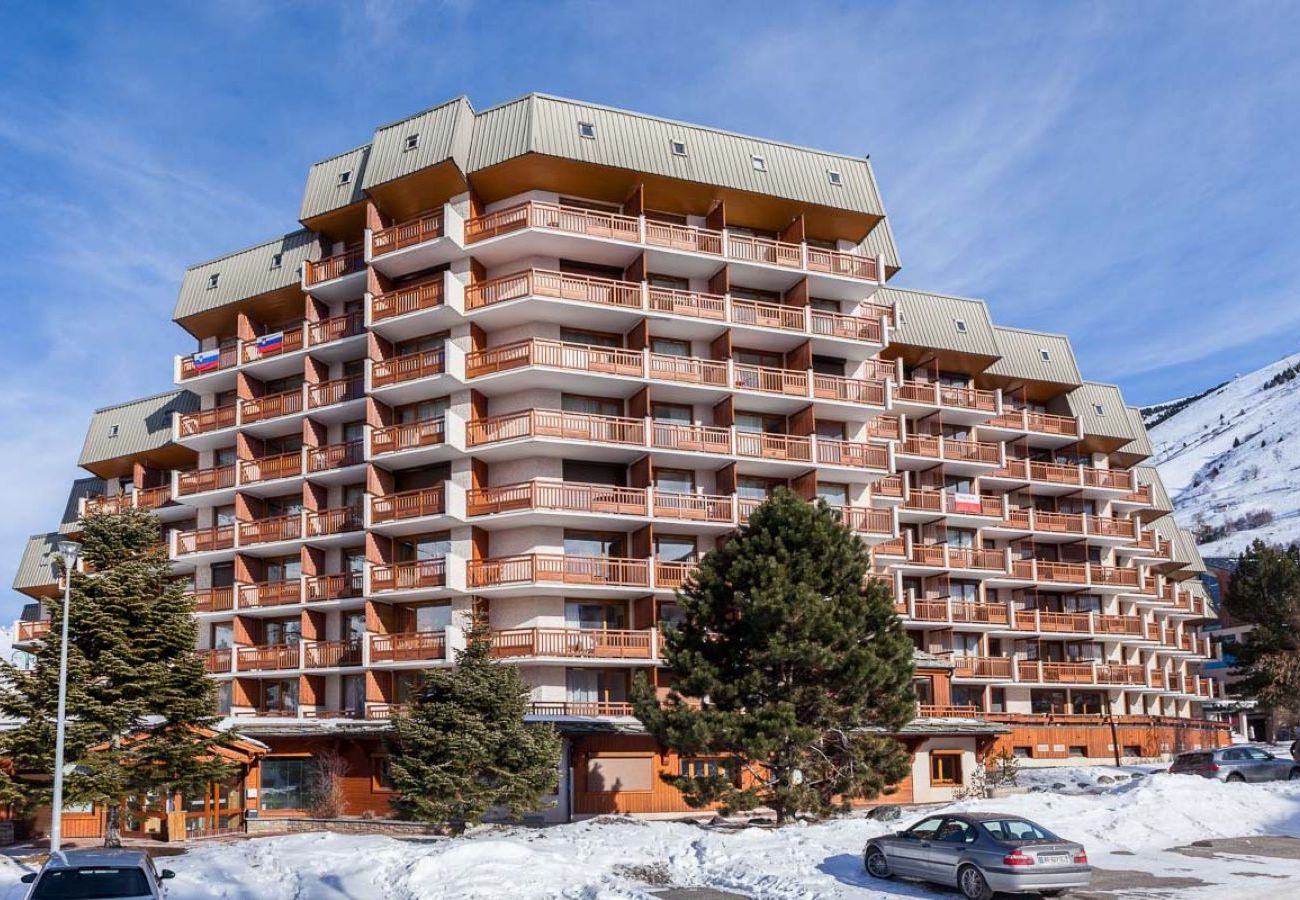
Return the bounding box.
[1227,772,1246,783]
[958,864,994,900]
[863,847,891,879]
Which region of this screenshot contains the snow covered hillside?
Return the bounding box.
[1148,350,1300,557]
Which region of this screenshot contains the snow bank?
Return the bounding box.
[2,776,1297,898]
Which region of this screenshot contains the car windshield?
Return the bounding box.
[1177,752,1213,765]
[32,867,151,899]
[982,819,1054,841]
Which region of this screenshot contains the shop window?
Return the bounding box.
[930,751,963,786]
[260,757,316,810]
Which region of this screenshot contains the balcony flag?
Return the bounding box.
[255,331,285,356]
[951,491,982,514]
[191,349,221,373]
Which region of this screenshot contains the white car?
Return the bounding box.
[20,848,175,899]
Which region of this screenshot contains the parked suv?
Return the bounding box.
[1170,746,1300,782]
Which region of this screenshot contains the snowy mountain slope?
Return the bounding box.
[1148,349,1300,557]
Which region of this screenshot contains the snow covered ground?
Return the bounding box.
[2,771,1299,898]
[1149,349,1300,556]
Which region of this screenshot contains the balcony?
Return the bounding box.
[653,491,735,525]
[645,219,722,255]
[833,505,894,538]
[202,648,232,674]
[83,486,176,517]
[467,554,650,590]
[896,435,1001,471]
[177,463,236,498]
[237,513,302,547]
[727,232,802,269]
[903,597,1008,626]
[527,701,636,718]
[1094,614,1146,637]
[179,344,240,382]
[236,644,300,672]
[370,558,447,593]
[175,525,236,556]
[372,485,447,524]
[1096,664,1147,686]
[371,274,446,324]
[304,638,363,669]
[952,656,1014,679]
[241,325,305,365]
[370,209,460,279]
[1016,660,1096,685]
[305,506,364,539]
[468,410,644,451]
[490,628,655,660]
[370,631,448,664]
[304,571,363,602]
[372,347,447,389]
[467,480,647,521]
[306,440,364,475]
[901,489,1003,521]
[983,408,1080,447]
[237,580,303,610]
[303,245,365,300]
[466,338,644,382]
[465,269,643,327]
[651,422,732,455]
[177,405,236,439]
[467,200,640,245]
[240,386,304,427]
[15,620,51,643]
[806,247,881,282]
[371,416,447,457]
[190,587,235,613]
[892,381,998,421]
[308,375,365,413]
[239,450,303,487]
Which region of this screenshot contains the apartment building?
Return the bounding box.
[11,94,1226,827]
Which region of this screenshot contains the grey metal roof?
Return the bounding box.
[361,97,475,192]
[1066,382,1137,442]
[61,477,105,533]
[880,288,1000,358]
[78,390,198,468]
[174,229,318,321]
[985,326,1082,386]
[1135,465,1174,513]
[13,532,61,593]
[1175,527,1207,573]
[1118,407,1154,459]
[300,145,372,222]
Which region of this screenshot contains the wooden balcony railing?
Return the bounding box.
[304,639,363,669]
[180,344,239,380]
[1096,664,1147,685]
[202,648,232,674]
[726,233,802,268]
[1083,468,1136,491]
[309,375,364,409]
[239,450,303,485]
[466,268,643,312]
[372,209,445,256]
[648,353,729,387]
[16,620,51,642]
[468,410,644,448]
[305,571,363,601]
[306,506,363,537]
[371,276,445,321]
[178,404,236,436]
[373,348,446,387]
[371,416,446,454]
[307,440,364,473]
[237,644,300,672]
[735,431,811,462]
[873,474,905,498]
[467,480,646,518]
[946,547,1007,571]
[904,490,1002,518]
[490,628,654,660]
[988,408,1080,437]
[1018,660,1095,684]
[308,311,364,346]
[467,554,650,589]
[917,704,980,718]
[240,386,304,424]
[654,560,696,590]
[304,246,363,286]
[370,558,447,592]
[371,631,447,663]
[177,464,235,496]
[812,374,886,404]
[730,298,806,331]
[733,363,808,396]
[644,217,722,254]
[646,286,727,320]
[190,587,235,613]
[1028,610,1094,633]
[1035,561,1090,584]
[816,438,888,469]
[372,485,448,523]
[237,579,302,609]
[1089,565,1140,588]
[175,525,235,555]
[466,339,642,379]
[835,506,894,535]
[466,201,640,243]
[653,491,734,523]
[894,381,997,412]
[237,513,302,546]
[1149,670,1167,690]
[650,422,732,454]
[1094,614,1145,636]
[952,656,1013,679]
[528,701,635,718]
[805,247,880,281]
[242,325,305,363]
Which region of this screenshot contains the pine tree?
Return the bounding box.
[387,626,561,831]
[633,488,916,824]
[0,509,232,845]
[1223,539,1300,718]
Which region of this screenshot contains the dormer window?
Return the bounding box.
[207,273,220,289]
[670,139,687,157]
[270,253,283,270]
[404,134,419,152]
[1039,348,1051,362]
[337,170,352,186]
[107,424,120,439]
[578,122,596,139]
[1094,404,1106,416]
[827,170,843,186]
[751,155,767,172]
[954,319,968,334]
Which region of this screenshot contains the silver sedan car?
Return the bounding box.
[863,812,1091,899]
[1170,746,1300,782]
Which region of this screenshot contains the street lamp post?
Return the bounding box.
[49,540,80,854]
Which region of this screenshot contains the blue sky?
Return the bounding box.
[2,1,1298,617]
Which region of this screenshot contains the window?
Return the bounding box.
[982,818,1053,841]
[1094,403,1105,416]
[1123,745,1142,757]
[750,154,767,172]
[1039,348,1051,362]
[207,273,220,289]
[954,319,968,333]
[930,751,963,786]
[1012,745,1033,758]
[912,676,934,706]
[404,133,419,151]
[270,253,282,269]
[107,424,120,439]
[372,755,394,791]
[260,757,316,810]
[680,758,734,781]
[827,170,843,186]
[578,121,596,139]
[936,818,977,843]
[337,170,352,186]
[905,816,946,840]
[670,139,687,156]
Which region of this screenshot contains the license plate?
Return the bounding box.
[1039,853,1071,865]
